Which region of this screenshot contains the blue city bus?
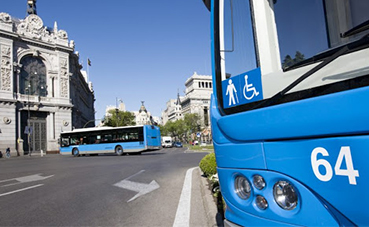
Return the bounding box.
[203,0,369,226]
[60,125,161,156]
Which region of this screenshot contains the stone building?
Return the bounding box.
[133,101,152,126]
[181,72,212,127]
[181,72,212,142]
[103,101,160,126]
[161,92,183,125]
[0,4,95,155]
[162,72,213,143]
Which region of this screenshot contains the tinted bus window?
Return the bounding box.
[220,0,257,80]
[274,0,328,69]
[274,0,369,70]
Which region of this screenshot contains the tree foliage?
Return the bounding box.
[103,109,136,127]
[184,113,202,133]
[160,113,202,142]
[282,51,305,69]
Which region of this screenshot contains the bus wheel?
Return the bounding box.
[115,146,123,156]
[72,148,79,157]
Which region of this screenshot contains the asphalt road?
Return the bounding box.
[0,147,209,226]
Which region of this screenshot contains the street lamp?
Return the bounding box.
[116,97,123,127]
[25,84,31,156]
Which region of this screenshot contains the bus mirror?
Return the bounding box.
[221,0,235,53]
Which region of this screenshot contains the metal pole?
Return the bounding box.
[27,85,31,156]
[27,84,31,156]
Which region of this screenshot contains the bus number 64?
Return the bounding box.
[311,146,359,185]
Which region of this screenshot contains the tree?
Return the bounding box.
[294,51,305,64]
[103,109,136,127]
[282,54,293,69]
[282,51,305,69]
[160,113,201,143]
[184,113,201,134]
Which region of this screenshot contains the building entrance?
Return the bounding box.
[22,111,47,154]
[29,119,47,153]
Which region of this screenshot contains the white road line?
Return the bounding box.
[0,184,44,197]
[0,174,54,187]
[173,167,197,227]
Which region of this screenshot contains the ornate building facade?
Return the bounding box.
[0,9,95,155]
[162,72,212,143]
[161,93,183,125]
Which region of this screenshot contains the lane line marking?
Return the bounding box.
[124,170,145,181]
[0,184,44,197]
[173,167,197,227]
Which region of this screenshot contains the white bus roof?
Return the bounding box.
[60,125,146,134]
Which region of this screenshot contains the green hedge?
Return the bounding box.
[199,152,217,177]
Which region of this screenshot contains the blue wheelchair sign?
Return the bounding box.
[222,68,263,109]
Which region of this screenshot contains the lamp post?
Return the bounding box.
[26,84,31,156]
[116,97,122,127]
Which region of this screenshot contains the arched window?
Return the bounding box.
[20,56,47,96]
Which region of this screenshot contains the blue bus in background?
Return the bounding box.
[60,125,161,156]
[203,0,369,226]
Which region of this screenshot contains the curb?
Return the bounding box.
[199,169,223,227]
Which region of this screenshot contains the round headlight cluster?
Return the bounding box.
[252,175,266,190]
[234,174,299,212]
[234,176,251,200]
[255,195,268,210]
[273,180,298,210]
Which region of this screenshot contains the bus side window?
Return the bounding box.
[71,137,78,145]
[61,138,69,147]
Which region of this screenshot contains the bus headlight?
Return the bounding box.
[234,176,251,200]
[273,181,298,210]
[255,195,268,210]
[252,175,266,190]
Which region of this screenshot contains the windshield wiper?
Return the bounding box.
[251,34,369,110]
[341,19,369,38]
[252,42,353,110]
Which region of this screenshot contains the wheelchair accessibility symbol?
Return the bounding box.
[222,68,263,109]
[243,75,259,100]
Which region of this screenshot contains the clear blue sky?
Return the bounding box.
[2,0,211,119]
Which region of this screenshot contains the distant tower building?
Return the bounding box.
[161,91,183,125]
[133,101,151,125]
[181,72,212,128]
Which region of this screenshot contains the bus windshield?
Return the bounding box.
[216,0,369,113]
[274,0,369,70]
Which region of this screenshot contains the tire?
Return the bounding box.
[115,146,123,156]
[72,148,79,157]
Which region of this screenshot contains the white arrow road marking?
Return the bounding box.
[113,170,160,202]
[0,184,43,197]
[0,174,54,187]
[173,167,197,227]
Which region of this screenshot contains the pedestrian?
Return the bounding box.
[0,150,3,158]
[6,147,10,158]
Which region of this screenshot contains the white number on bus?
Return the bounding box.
[311,146,359,185]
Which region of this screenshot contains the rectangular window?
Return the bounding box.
[274,0,369,70]
[219,0,257,80]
